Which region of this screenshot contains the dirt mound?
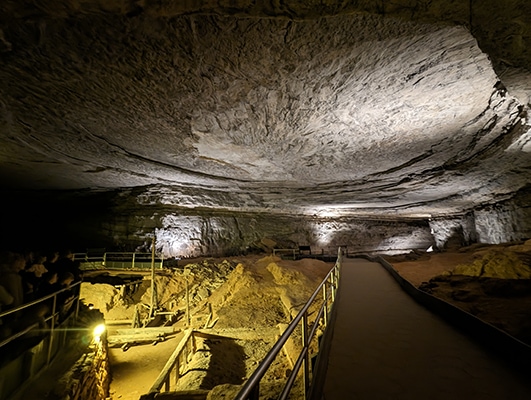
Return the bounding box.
[97,255,335,399]
[209,260,289,330]
[204,256,332,329]
[451,249,531,279]
[388,243,531,346]
[80,281,136,320]
[507,239,531,253]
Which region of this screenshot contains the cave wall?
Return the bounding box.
[0,189,435,256]
[429,187,531,248]
[98,210,434,258]
[429,214,478,250]
[474,195,531,244]
[5,187,531,257]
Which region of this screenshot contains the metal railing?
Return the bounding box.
[73,251,164,270]
[0,281,81,364]
[272,248,299,260]
[0,280,83,400]
[272,247,347,261]
[235,248,342,400]
[140,328,196,399]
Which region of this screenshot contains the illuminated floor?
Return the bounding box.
[108,330,185,399]
[321,258,531,400]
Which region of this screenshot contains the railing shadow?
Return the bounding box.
[197,334,247,390]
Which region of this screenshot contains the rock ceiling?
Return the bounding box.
[1,1,530,218]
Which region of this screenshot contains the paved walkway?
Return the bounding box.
[321,258,531,400]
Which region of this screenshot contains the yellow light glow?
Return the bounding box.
[93,323,106,338]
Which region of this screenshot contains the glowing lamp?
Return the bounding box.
[93,323,106,340]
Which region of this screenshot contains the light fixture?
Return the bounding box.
[93,323,106,341]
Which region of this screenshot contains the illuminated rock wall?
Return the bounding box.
[474,203,531,245]
[429,215,477,250]
[430,189,531,248]
[97,210,434,257]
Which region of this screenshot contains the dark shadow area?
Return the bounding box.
[197,335,246,390]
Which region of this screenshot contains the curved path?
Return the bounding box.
[321,258,531,400]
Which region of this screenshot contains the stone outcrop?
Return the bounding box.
[55,337,111,400]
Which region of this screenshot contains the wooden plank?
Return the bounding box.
[115,327,176,335]
[147,329,194,394]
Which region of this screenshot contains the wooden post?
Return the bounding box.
[174,359,180,385]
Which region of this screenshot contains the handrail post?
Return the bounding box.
[46,294,57,365]
[330,269,335,303]
[322,284,328,326]
[302,312,310,398]
[103,252,107,267]
[75,294,80,320]
[249,385,260,400]
[132,252,136,269]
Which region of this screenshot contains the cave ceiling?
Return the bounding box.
[1,1,531,218]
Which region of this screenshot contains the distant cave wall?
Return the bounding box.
[474,196,531,244]
[429,214,478,250]
[2,191,435,256]
[43,189,531,253]
[98,210,434,258]
[430,188,531,248]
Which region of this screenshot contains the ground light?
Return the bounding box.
[93,323,106,342]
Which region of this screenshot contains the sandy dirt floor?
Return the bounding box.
[108,330,185,400]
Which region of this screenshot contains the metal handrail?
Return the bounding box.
[235,248,342,400]
[272,249,298,260]
[0,280,82,363]
[73,251,164,269]
[0,280,81,320]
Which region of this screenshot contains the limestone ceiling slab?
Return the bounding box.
[0,4,530,217]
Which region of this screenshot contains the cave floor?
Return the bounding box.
[108,330,185,400]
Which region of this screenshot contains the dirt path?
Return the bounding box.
[108,331,184,399]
